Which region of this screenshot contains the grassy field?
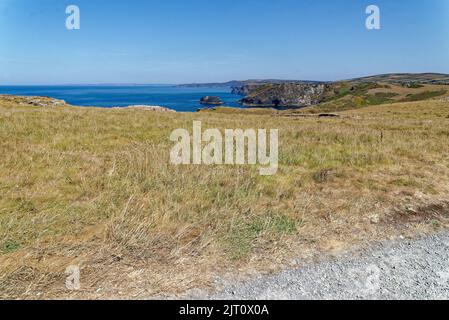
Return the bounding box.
[1,96,449,299]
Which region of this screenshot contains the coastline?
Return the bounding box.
[0,85,243,112]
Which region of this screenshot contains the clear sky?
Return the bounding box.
[0,0,448,84]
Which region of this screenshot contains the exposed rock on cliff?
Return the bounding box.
[0,95,67,107]
[231,84,263,96]
[239,83,331,108]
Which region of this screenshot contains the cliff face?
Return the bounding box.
[231,84,263,96]
[238,83,331,108]
[181,73,449,110]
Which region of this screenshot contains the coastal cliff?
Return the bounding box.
[228,73,449,110]
[238,83,331,108]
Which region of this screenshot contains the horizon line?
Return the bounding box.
[1,72,448,87]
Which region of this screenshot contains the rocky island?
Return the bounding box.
[200,96,223,105]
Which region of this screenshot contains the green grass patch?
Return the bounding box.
[225,214,297,260]
[1,241,20,254]
[401,90,447,102]
[364,92,398,105]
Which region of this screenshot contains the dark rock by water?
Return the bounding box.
[200,96,223,105]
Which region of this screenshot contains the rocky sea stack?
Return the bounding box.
[200,96,223,105]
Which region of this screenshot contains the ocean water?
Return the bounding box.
[0,85,243,112]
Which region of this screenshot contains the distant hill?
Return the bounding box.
[178,73,449,88]
[176,79,323,88]
[350,73,449,85]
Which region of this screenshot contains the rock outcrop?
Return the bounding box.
[0,95,67,107]
[115,105,176,112]
[238,83,332,108]
[200,96,223,105]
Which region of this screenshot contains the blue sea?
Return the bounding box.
[0,85,243,112]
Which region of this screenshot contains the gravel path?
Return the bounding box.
[196,232,449,300]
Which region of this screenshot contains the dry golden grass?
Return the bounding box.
[1,96,449,299]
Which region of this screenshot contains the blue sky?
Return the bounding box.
[0,0,448,84]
